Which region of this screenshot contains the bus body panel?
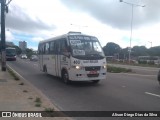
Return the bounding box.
[68,57,106,81]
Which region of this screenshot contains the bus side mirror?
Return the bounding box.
[63,52,70,58]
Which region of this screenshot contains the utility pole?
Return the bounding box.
[0,0,11,71]
[120,0,145,64]
[1,0,6,71]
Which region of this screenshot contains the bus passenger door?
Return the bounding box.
[47,41,57,76]
[38,44,44,71]
[54,41,60,77]
[55,39,69,77]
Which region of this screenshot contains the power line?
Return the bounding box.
[6,0,13,6]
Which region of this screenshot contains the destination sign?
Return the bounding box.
[83,60,98,63]
[69,35,98,41]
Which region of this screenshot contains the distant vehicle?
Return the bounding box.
[30,55,38,61]
[6,47,16,61]
[38,31,107,84]
[21,54,27,59]
[158,70,160,85]
[138,56,160,65]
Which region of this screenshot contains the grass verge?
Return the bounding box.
[107,65,132,73]
[34,97,42,107]
[7,67,20,80]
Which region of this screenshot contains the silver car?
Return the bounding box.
[21,54,27,59]
[30,55,38,61]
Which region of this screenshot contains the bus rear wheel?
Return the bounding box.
[62,70,70,84]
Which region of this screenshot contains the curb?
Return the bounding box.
[7,64,60,111]
[5,64,73,119]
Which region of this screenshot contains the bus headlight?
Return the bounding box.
[72,65,81,70]
[72,66,84,70]
[75,66,80,69]
[102,65,107,69]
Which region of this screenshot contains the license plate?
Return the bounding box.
[89,71,97,74]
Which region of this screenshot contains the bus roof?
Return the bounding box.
[6,47,16,49]
[39,31,96,44]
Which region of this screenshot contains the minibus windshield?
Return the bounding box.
[69,35,105,60]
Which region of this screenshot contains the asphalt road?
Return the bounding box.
[7,58,160,120]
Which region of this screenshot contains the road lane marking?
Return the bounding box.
[145,92,160,98]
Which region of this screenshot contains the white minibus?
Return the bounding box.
[38,32,107,84]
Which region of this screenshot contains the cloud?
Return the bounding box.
[32,37,43,42]
[6,30,15,41]
[59,0,160,30]
[5,4,56,34]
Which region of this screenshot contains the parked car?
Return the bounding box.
[21,54,27,59]
[158,70,160,85]
[30,55,38,61]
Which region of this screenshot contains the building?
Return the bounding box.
[19,41,27,51]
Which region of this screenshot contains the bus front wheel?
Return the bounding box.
[43,65,47,73]
[62,70,70,84]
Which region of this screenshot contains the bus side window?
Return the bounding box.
[60,39,68,53]
[54,41,60,54]
[42,44,45,54]
[49,41,55,54]
[45,43,50,54]
[38,44,41,54]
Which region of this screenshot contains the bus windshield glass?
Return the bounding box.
[6,48,16,56]
[68,35,105,60]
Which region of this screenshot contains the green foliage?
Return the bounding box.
[132,46,148,56]
[7,67,20,80]
[107,65,132,73]
[148,61,155,65]
[35,103,41,107]
[19,82,24,85]
[34,97,42,103]
[138,60,147,64]
[103,42,160,58]
[148,46,160,56]
[26,48,34,58]
[103,42,121,56]
[44,108,54,112]
[34,97,42,107]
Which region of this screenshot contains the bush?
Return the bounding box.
[138,61,147,64]
[148,61,155,65]
[107,65,132,73]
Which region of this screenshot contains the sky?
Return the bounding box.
[3,0,160,50]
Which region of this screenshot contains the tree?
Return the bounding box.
[148,46,160,56]
[103,42,121,56]
[26,48,34,58]
[132,46,148,57]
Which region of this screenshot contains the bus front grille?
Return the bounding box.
[85,66,100,71]
[87,74,99,77]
